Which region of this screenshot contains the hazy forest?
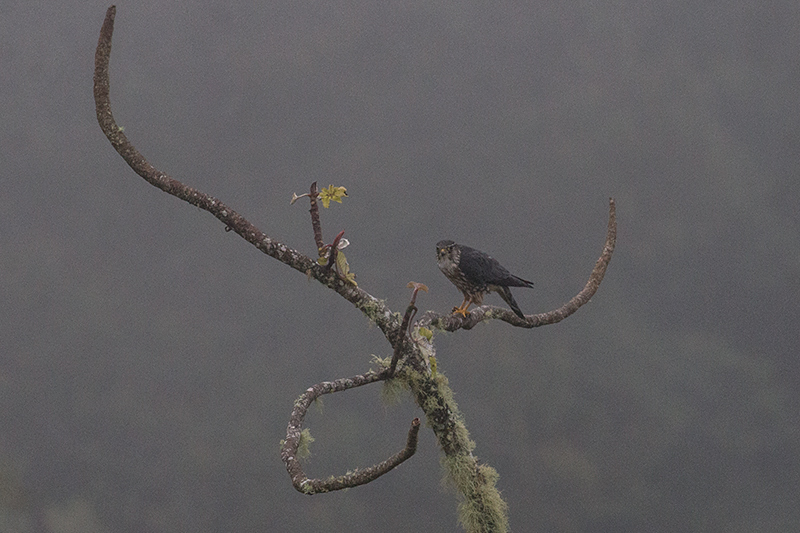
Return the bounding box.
[2,1,799,531]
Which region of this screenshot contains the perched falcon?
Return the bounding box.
[436,240,534,319]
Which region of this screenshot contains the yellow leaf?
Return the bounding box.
[318,185,348,208]
[335,251,357,285]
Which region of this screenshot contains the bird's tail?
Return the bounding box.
[497,286,525,319]
[508,275,534,288]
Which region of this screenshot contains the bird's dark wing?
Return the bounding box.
[458,246,533,288]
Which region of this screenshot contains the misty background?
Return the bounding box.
[2,1,799,531]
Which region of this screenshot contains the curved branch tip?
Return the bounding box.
[420,198,617,331]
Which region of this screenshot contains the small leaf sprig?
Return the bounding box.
[318,230,357,286]
[291,185,348,207]
[291,183,356,285]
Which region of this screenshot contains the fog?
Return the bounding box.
[2,1,798,531]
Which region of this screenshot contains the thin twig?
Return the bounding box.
[308,181,324,251]
[326,230,345,272]
[389,304,414,377]
[389,282,429,376]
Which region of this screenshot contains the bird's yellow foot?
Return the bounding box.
[451,306,471,317]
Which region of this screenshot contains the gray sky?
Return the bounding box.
[2,1,799,531]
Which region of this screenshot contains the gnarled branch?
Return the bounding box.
[419,198,616,332]
[280,368,420,494]
[94,6,615,531]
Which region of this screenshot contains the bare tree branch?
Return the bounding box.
[94,7,616,532]
[280,368,421,494]
[419,198,616,332]
[93,5,400,341]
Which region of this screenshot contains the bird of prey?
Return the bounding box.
[436,240,533,319]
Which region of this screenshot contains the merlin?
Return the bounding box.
[436,240,534,319]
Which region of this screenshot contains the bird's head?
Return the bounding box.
[436,240,458,268]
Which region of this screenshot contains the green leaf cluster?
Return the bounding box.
[318,185,348,208]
